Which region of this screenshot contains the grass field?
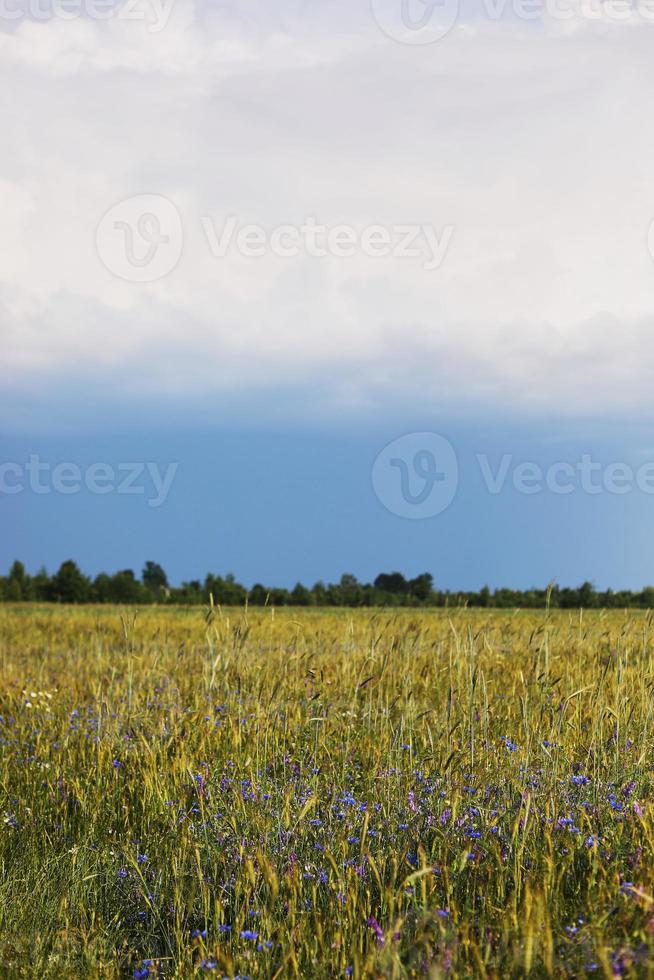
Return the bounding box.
[1,605,653,978]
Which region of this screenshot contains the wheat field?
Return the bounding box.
[0,604,653,977]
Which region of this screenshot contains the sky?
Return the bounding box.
[2,0,654,590]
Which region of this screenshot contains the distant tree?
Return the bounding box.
[337,574,363,606]
[173,580,204,605]
[31,567,51,601]
[7,560,29,600]
[578,581,597,609]
[142,561,168,591]
[249,584,269,606]
[291,583,313,606]
[269,588,292,606]
[639,587,654,608]
[312,581,327,605]
[92,573,112,603]
[478,585,491,608]
[558,587,578,609]
[4,559,651,610]
[374,572,409,595]
[107,570,145,604]
[205,573,247,605]
[409,573,434,602]
[51,560,90,604]
[3,579,22,601]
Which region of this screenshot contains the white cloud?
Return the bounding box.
[2,1,654,429]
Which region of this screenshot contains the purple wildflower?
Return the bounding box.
[367,917,385,945]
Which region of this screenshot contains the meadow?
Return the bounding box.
[0,604,653,978]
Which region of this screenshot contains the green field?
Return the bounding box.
[0,605,653,977]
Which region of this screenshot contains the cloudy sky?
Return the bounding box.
[3,0,654,588]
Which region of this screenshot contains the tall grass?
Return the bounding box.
[0,605,653,977]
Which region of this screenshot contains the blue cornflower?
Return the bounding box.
[557,817,579,832]
[240,930,259,941]
[133,961,153,978]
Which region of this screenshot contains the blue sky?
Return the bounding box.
[2,0,654,589]
[4,418,654,590]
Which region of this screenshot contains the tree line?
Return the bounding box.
[2,560,654,609]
